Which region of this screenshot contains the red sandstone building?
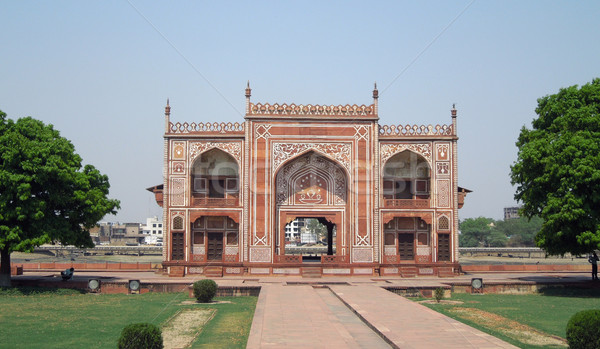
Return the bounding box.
[149,84,468,277]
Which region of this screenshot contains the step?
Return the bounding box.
[400,267,418,278]
[204,266,223,278]
[302,267,322,278]
[438,267,456,278]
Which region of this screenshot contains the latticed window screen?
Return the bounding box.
[438,216,450,231]
[173,216,184,230]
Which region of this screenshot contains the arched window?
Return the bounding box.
[383,151,430,200]
[191,149,239,203]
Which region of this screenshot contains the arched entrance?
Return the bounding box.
[274,151,348,262]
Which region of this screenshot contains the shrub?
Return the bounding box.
[193,279,218,303]
[566,309,600,349]
[118,323,163,349]
[434,287,445,303]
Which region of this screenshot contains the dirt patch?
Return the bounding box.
[448,307,567,347]
[180,300,232,305]
[418,300,464,305]
[162,308,216,349]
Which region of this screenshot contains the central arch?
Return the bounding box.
[274,151,348,261]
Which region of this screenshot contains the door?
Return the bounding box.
[398,233,414,260]
[207,233,223,261]
[172,232,184,260]
[438,234,450,261]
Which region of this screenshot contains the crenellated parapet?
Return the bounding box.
[247,102,376,117]
[167,121,245,134]
[379,124,454,137]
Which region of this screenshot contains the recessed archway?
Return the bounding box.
[274,151,348,262]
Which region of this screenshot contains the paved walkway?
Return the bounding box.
[247,283,518,349]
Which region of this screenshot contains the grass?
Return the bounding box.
[419,287,600,349]
[0,287,257,348]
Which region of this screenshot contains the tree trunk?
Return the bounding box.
[0,245,11,287]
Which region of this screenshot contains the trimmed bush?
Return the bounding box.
[566,309,600,349]
[193,279,218,303]
[434,287,445,303]
[118,323,163,349]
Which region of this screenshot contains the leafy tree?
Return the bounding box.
[459,217,507,247]
[495,216,542,247]
[305,218,327,242]
[0,111,120,286]
[511,79,600,255]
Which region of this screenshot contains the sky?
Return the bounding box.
[1,1,599,223]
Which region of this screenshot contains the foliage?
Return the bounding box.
[305,218,327,242]
[193,279,218,303]
[0,286,84,296]
[510,78,600,255]
[566,309,600,349]
[459,216,542,247]
[459,217,507,247]
[434,287,444,303]
[0,110,120,286]
[0,291,256,349]
[495,216,542,247]
[118,323,163,349]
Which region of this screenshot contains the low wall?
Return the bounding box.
[461,264,589,273]
[14,262,162,272]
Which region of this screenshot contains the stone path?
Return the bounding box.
[248,283,518,349]
[247,284,390,348]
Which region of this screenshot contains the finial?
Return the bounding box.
[165,98,171,116]
[372,82,379,99]
[451,103,457,118]
[245,81,252,98]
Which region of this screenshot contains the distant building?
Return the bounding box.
[504,206,521,220]
[142,216,164,245]
[284,218,305,244]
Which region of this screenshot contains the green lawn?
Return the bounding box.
[0,287,257,348]
[421,287,600,349]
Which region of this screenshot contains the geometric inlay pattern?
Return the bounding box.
[249,247,271,262]
[352,248,373,263]
[380,143,432,166]
[272,142,351,172]
[437,179,450,207]
[189,141,242,163]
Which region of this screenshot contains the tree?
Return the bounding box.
[0,110,120,286]
[511,78,600,255]
[305,218,327,242]
[459,217,507,247]
[495,216,542,247]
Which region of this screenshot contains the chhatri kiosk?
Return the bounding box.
[149,84,469,277]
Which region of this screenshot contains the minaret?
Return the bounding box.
[165,99,171,133]
[245,81,252,115]
[372,82,379,115]
[451,103,457,135]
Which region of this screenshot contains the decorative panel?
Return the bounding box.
[170,178,185,206]
[249,247,271,262]
[172,141,186,160]
[436,143,450,161]
[437,179,450,207]
[352,248,373,263]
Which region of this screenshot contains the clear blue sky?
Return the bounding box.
[2,1,599,223]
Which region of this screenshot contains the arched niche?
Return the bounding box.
[275,151,347,206]
[191,148,239,201]
[382,150,431,200]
